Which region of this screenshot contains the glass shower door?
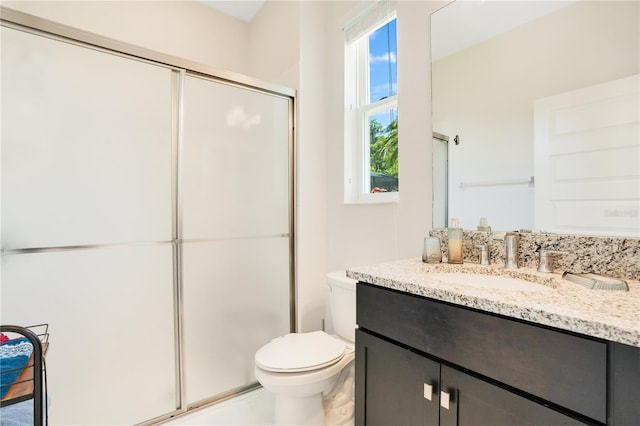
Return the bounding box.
[181,74,292,405]
[1,26,177,424]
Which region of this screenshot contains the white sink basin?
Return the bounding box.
[432,272,549,291]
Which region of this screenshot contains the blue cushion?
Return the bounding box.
[0,338,33,400]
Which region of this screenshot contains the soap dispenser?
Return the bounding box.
[447,218,463,264]
[477,217,492,233]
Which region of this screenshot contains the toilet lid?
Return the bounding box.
[255,331,346,373]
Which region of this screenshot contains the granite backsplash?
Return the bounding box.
[429,229,640,281]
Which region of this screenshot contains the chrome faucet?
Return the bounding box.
[504,233,519,269]
[537,249,569,273]
[475,244,490,265]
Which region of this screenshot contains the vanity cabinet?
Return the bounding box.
[356,330,584,425]
[355,282,640,425]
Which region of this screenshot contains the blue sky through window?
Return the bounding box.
[369,19,397,105]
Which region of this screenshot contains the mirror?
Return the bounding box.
[431,0,639,236]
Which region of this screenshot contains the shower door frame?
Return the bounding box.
[0,7,296,424]
[432,132,449,229]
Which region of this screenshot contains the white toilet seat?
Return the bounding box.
[254,349,355,389]
[254,272,356,426]
[255,331,346,373]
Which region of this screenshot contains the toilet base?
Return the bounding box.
[254,337,356,426]
[274,393,325,426]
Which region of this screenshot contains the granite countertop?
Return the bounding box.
[346,259,640,347]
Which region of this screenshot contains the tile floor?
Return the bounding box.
[166,388,275,425]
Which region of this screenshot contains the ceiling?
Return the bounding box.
[198,0,265,22]
[197,1,575,57]
[431,1,575,61]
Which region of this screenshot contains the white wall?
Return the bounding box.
[2,0,251,74]
[325,1,440,272]
[249,0,300,88]
[250,0,439,333]
[251,0,440,331]
[249,1,328,333]
[296,1,330,332]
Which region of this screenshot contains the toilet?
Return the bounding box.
[254,271,356,426]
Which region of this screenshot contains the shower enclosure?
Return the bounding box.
[0,9,294,425]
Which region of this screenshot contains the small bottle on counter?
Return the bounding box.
[422,236,442,263]
[448,218,463,264]
[477,217,492,233]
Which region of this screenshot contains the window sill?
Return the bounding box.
[344,192,399,205]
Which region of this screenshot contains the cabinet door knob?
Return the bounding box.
[423,383,433,401]
[440,391,450,409]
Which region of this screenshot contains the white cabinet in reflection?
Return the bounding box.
[534,74,640,237]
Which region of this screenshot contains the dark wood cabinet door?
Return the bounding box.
[608,342,640,425]
[440,366,588,426]
[356,330,440,426]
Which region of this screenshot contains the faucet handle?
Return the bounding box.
[475,244,490,265]
[537,249,569,273]
[504,233,519,269]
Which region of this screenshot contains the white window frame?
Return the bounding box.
[344,9,398,205]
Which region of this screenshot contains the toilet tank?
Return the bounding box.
[327,271,357,343]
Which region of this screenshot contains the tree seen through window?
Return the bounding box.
[368,19,397,193]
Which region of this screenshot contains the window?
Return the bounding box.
[345,3,398,203]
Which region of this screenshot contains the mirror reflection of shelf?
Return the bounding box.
[459,176,534,190]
